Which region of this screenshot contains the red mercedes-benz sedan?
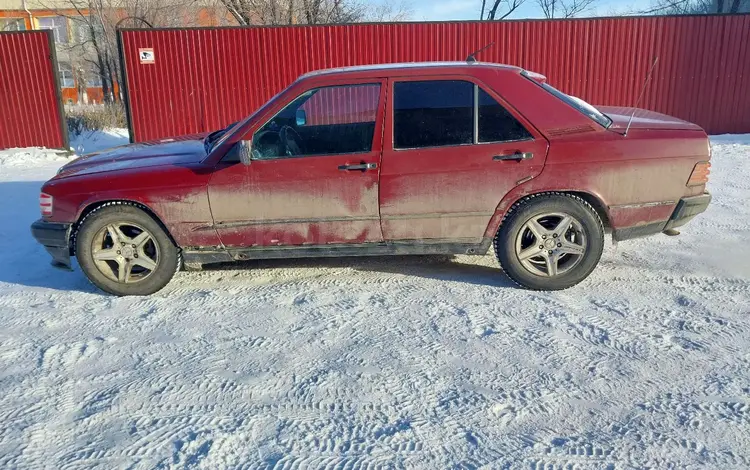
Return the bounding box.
[31,62,711,295]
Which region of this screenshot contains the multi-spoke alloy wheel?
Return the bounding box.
[515,212,587,277]
[494,193,605,291]
[75,203,179,296]
[91,223,160,283]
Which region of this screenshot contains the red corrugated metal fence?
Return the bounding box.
[0,31,68,150]
[119,15,750,142]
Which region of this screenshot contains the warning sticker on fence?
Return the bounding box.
[139,48,155,64]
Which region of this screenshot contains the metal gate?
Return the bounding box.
[0,30,69,150]
[119,14,750,142]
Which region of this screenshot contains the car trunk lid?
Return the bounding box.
[598,106,703,131]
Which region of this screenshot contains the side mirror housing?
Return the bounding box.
[227,140,253,165]
[295,109,307,126]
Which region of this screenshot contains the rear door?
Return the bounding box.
[379,77,548,242]
[207,80,386,248]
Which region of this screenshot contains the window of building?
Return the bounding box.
[1,18,26,31]
[86,68,103,87]
[73,18,90,43]
[58,62,75,88]
[252,84,381,159]
[393,80,532,149]
[37,16,69,44]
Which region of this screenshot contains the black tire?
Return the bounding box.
[75,203,180,296]
[494,193,604,290]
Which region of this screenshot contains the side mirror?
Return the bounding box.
[295,109,307,126]
[227,140,253,165]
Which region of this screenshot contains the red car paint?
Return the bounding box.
[41,63,711,252]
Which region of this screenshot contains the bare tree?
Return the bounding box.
[367,0,412,21]
[535,0,596,18]
[36,0,215,103]
[639,0,748,14]
[217,0,410,26]
[481,0,524,20]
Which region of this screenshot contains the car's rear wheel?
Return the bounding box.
[75,203,180,296]
[494,193,604,290]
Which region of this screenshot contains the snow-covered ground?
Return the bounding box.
[1,135,749,469]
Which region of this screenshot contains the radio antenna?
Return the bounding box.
[624,56,659,137]
[466,42,495,63]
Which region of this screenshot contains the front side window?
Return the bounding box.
[393,80,531,149]
[38,17,69,44]
[252,84,380,159]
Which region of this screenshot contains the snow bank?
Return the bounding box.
[0,147,70,167]
[0,135,748,468]
[0,128,130,170]
[70,128,129,155]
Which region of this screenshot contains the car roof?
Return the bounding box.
[299,61,523,79]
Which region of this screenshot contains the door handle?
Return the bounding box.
[338,162,377,171]
[493,152,533,161]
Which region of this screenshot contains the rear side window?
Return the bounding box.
[478,88,532,143]
[393,81,473,149]
[393,80,531,149]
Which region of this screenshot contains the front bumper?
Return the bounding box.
[664,192,712,230]
[30,219,72,269]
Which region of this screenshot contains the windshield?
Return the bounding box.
[522,71,612,129]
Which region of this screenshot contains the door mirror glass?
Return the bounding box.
[295,109,307,126]
[226,140,253,165]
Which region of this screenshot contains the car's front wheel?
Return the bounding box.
[494,193,604,290]
[75,203,180,296]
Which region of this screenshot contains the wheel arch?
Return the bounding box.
[70,200,178,255]
[485,189,612,238]
[564,191,611,232]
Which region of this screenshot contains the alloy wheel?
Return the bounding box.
[514,212,587,277]
[91,222,160,283]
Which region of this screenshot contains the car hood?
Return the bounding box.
[56,134,209,179]
[598,106,703,131]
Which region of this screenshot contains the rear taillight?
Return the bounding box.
[39,193,53,216]
[687,161,711,186]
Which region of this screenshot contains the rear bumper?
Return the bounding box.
[664,193,712,230]
[30,219,72,269]
[614,193,711,241]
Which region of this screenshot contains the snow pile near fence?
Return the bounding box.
[0,136,749,469]
[0,129,129,168]
[70,128,129,155]
[0,147,71,167]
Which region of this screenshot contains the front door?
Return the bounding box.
[379,77,548,243]
[207,81,385,248]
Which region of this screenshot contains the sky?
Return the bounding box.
[412,0,655,22]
